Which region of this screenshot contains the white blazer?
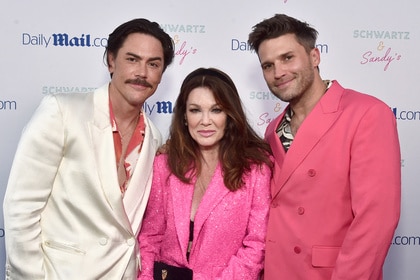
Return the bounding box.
[3,84,162,279]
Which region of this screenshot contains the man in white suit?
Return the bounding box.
[3,18,174,279]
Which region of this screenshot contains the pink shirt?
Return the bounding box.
[109,100,145,194]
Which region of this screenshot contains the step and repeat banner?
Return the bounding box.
[0,0,418,278]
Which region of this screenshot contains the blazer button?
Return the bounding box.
[99,237,108,246]
[307,169,316,177]
[127,237,135,246]
[297,207,305,215]
[271,201,279,208]
[294,246,301,254]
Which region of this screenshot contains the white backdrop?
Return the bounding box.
[1,0,419,279]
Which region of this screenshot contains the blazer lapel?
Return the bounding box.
[171,176,195,260]
[90,84,132,232]
[265,111,287,198]
[123,115,160,234]
[170,164,230,259]
[191,165,229,252]
[272,82,344,199]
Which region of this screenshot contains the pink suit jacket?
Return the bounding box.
[138,154,272,280]
[263,81,401,280]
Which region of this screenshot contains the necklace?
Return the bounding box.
[195,177,208,194]
[118,114,140,141]
[196,161,217,192]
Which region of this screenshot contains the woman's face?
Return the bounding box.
[185,87,227,152]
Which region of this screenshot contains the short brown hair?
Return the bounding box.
[248,14,318,53]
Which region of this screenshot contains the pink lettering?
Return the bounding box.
[257,112,273,126]
[175,41,197,65]
[360,47,402,71]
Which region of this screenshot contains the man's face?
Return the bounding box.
[108,33,165,110]
[257,33,319,105]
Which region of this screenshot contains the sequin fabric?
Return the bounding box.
[138,154,272,279]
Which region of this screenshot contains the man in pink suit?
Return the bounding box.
[248,14,401,279]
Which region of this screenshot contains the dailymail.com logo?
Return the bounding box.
[22,32,108,48]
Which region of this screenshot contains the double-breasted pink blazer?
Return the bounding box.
[263,81,401,280]
[138,154,272,279]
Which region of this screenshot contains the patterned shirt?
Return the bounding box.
[276,80,332,152]
[109,100,145,195]
[276,107,294,152]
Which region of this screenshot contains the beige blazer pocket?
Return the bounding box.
[43,240,86,256]
[311,246,340,268]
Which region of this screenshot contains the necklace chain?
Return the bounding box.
[118,114,140,140]
[195,162,217,193]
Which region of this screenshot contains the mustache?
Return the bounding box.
[125,78,152,88]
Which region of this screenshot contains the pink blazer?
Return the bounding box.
[138,154,271,280]
[263,81,401,280]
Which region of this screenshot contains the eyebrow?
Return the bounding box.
[187,103,220,108]
[261,51,293,65]
[280,51,293,58]
[126,52,163,62]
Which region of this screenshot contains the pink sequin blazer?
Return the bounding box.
[138,154,272,280]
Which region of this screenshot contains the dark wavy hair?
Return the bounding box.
[167,68,273,191]
[248,14,318,53]
[104,18,174,72]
